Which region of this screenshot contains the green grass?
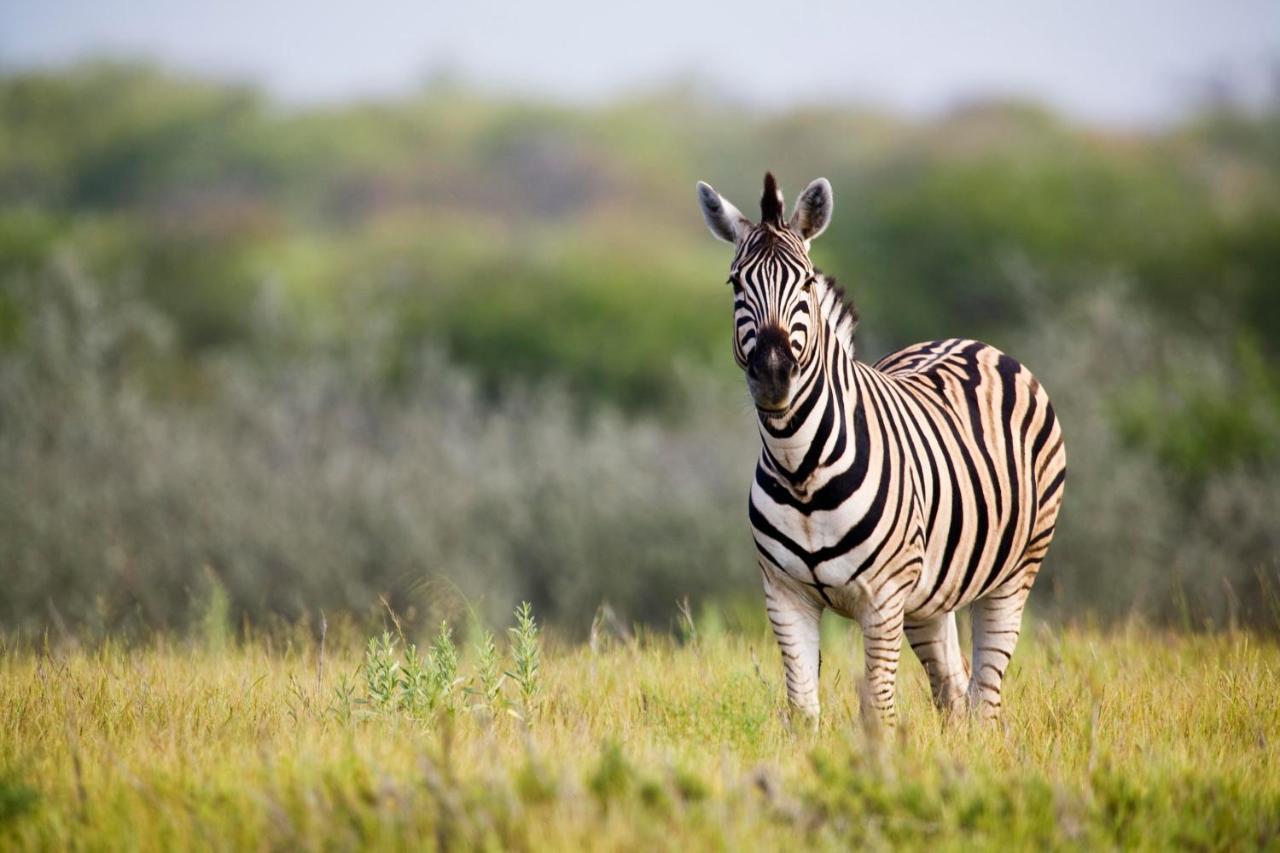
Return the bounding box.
[2,615,1278,851]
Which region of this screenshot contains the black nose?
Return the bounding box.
[747,327,797,406]
[747,348,795,381]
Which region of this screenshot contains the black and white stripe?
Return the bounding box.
[697,173,1066,725]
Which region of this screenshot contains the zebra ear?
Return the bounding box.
[790,178,834,243]
[696,181,751,244]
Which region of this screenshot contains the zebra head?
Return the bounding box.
[696,172,834,414]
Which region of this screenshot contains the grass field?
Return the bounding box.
[2,612,1279,851]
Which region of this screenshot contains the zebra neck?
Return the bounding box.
[756,278,860,486]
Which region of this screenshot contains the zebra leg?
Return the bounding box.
[859,599,906,728]
[905,612,969,717]
[967,585,1032,721]
[762,568,823,724]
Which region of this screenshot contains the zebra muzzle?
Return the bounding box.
[747,329,798,411]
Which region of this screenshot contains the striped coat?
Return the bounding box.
[697,173,1066,724]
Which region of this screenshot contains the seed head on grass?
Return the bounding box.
[676,596,697,646]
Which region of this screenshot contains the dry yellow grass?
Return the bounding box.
[2,617,1278,850]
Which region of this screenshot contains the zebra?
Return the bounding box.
[695,172,1066,726]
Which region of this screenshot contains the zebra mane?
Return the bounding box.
[817,269,859,352]
[760,172,785,226]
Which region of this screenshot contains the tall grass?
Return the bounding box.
[1,612,1278,850]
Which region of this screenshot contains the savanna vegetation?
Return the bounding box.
[2,62,1277,637]
[2,604,1278,850]
[2,61,1280,850]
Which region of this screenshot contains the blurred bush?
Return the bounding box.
[1012,286,1280,630]
[0,257,756,636]
[1,62,1277,634]
[2,255,1276,636]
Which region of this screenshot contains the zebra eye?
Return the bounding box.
[801,276,815,292]
[727,273,742,291]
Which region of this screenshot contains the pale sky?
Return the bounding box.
[1,0,1276,124]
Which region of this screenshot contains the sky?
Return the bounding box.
[1,0,1276,124]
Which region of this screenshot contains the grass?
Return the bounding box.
[2,610,1279,851]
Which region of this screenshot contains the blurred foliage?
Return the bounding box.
[0,257,756,635]
[4,63,1279,405]
[0,61,1278,633]
[1114,335,1280,487]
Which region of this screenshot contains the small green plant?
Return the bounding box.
[399,640,434,715]
[507,601,542,722]
[429,620,460,712]
[364,633,401,712]
[469,627,505,719]
[359,622,464,719]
